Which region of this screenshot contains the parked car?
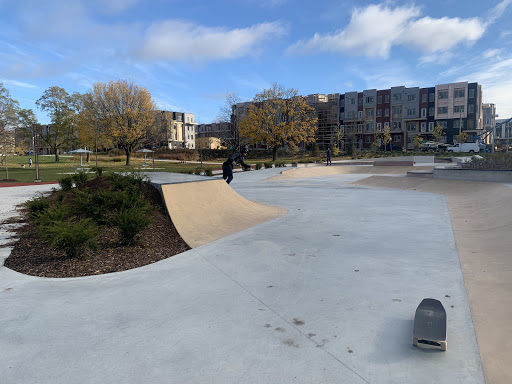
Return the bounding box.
[446,143,480,153]
[420,141,440,152]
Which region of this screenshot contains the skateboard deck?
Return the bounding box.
[413,298,447,351]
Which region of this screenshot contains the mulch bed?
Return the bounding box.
[1,179,190,278]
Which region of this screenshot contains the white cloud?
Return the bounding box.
[0,79,38,89]
[139,21,287,61]
[287,4,486,58]
[487,0,512,24]
[455,56,512,117]
[483,48,502,59]
[418,52,454,66]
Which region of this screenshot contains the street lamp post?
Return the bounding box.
[32,124,40,182]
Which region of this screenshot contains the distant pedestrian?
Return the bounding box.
[326,148,332,166]
[222,147,250,184]
[28,158,33,167]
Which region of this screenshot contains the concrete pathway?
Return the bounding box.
[0,168,485,383]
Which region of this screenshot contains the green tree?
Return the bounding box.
[432,122,445,143]
[81,80,156,165]
[239,83,317,161]
[456,132,468,145]
[382,125,391,151]
[371,132,380,151]
[0,83,20,173]
[36,87,81,161]
[413,135,424,150]
[15,109,38,154]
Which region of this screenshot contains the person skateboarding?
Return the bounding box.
[222,147,251,184]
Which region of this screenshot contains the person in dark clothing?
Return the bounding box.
[222,147,250,184]
[326,148,332,166]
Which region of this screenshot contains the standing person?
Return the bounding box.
[28,158,33,167]
[222,147,250,184]
[326,148,332,166]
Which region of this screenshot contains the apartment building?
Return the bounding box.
[153,110,197,149]
[339,81,485,150]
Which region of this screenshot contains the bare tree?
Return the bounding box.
[217,92,248,149]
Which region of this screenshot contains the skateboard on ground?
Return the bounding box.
[413,298,447,351]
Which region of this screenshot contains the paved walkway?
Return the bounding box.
[0,168,487,383]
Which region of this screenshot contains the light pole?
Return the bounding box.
[32,123,40,182]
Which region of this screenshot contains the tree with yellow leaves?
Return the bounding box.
[81,80,156,165]
[239,83,317,161]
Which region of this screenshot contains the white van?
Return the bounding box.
[446,143,480,153]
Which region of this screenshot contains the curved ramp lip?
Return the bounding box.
[161,179,287,248]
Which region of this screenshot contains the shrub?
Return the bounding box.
[72,171,88,187]
[59,176,74,191]
[462,154,512,170]
[35,205,68,227]
[204,168,213,176]
[311,142,320,157]
[41,218,98,259]
[264,162,273,169]
[347,142,356,157]
[111,156,124,162]
[26,196,50,220]
[91,166,104,177]
[194,168,202,175]
[116,206,151,245]
[255,163,262,170]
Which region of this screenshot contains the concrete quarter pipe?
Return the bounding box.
[161,179,288,248]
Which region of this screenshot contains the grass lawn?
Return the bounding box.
[0,155,225,184]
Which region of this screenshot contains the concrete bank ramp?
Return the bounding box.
[265,165,434,181]
[351,175,512,384]
[161,179,287,248]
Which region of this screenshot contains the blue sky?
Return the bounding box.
[1,0,512,124]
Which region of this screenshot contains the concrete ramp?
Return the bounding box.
[161,179,287,248]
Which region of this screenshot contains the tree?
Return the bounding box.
[371,131,380,152]
[15,109,38,154]
[456,132,468,145]
[217,92,247,149]
[413,135,424,150]
[0,83,20,174]
[81,80,156,165]
[432,122,445,143]
[36,87,81,161]
[239,83,317,161]
[382,125,391,151]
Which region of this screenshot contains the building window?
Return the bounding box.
[365,96,374,103]
[429,107,435,116]
[408,94,416,101]
[393,93,402,101]
[454,89,465,98]
[469,89,475,98]
[392,122,401,130]
[385,95,390,103]
[377,122,382,131]
[394,135,401,142]
[438,106,448,114]
[422,94,427,103]
[392,107,402,115]
[377,109,382,117]
[428,122,434,132]
[438,91,449,99]
[468,104,475,113]
[407,123,416,132]
[359,97,363,104]
[385,108,389,117]
[421,122,426,132]
[350,98,355,104]
[438,121,447,129]
[378,95,382,104]
[366,136,372,143]
[358,111,363,119]
[429,93,435,102]
[366,109,374,117]
[421,108,427,117]
[454,105,464,113]
[384,122,390,129]
[453,120,463,130]
[407,108,416,116]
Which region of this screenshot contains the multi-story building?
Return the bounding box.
[233,81,491,151]
[153,111,197,149]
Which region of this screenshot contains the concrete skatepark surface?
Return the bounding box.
[2,165,509,383]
